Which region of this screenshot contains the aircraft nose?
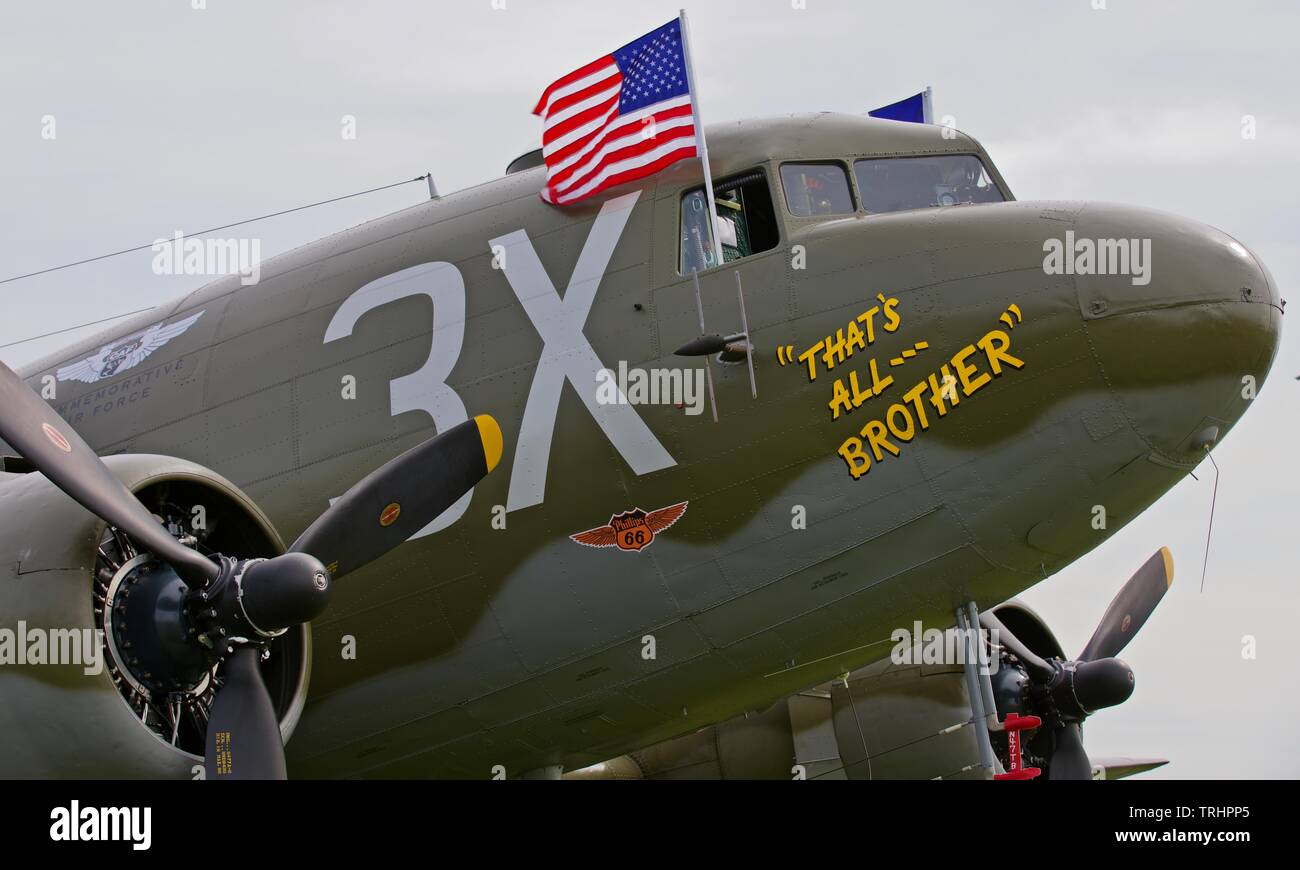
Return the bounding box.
[1070,203,1282,458]
[1072,203,1280,314]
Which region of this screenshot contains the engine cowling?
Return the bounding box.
[0,454,310,778]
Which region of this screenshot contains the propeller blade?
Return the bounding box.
[204,647,286,780]
[0,360,216,586]
[289,415,502,580]
[1089,757,1169,780]
[1078,547,1174,662]
[1048,722,1092,780]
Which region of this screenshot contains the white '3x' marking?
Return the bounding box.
[491,190,675,512]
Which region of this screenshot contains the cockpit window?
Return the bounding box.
[680,169,780,274]
[853,154,1003,214]
[779,163,855,217]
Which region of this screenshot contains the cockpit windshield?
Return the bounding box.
[853,154,1003,214]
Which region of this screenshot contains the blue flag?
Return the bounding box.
[869,91,927,124]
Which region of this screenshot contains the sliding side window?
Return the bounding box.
[680,169,780,274]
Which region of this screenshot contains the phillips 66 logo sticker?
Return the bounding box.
[569,502,688,552]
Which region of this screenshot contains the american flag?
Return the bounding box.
[533,19,698,206]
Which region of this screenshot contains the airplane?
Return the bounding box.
[0,111,1282,780]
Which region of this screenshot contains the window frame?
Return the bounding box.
[676,165,783,276]
[776,160,857,219]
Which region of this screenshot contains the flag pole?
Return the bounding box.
[922,85,934,125]
[678,8,723,271]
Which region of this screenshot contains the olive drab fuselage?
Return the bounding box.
[10,113,1282,777]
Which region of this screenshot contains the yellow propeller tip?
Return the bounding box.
[1159,546,1174,588]
[474,414,503,473]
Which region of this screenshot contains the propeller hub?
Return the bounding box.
[237,552,332,632]
[1068,657,1136,714]
[188,553,331,644]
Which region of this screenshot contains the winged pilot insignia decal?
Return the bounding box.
[56,310,205,383]
[570,501,689,552]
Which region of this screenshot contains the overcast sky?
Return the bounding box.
[1,0,1296,778]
